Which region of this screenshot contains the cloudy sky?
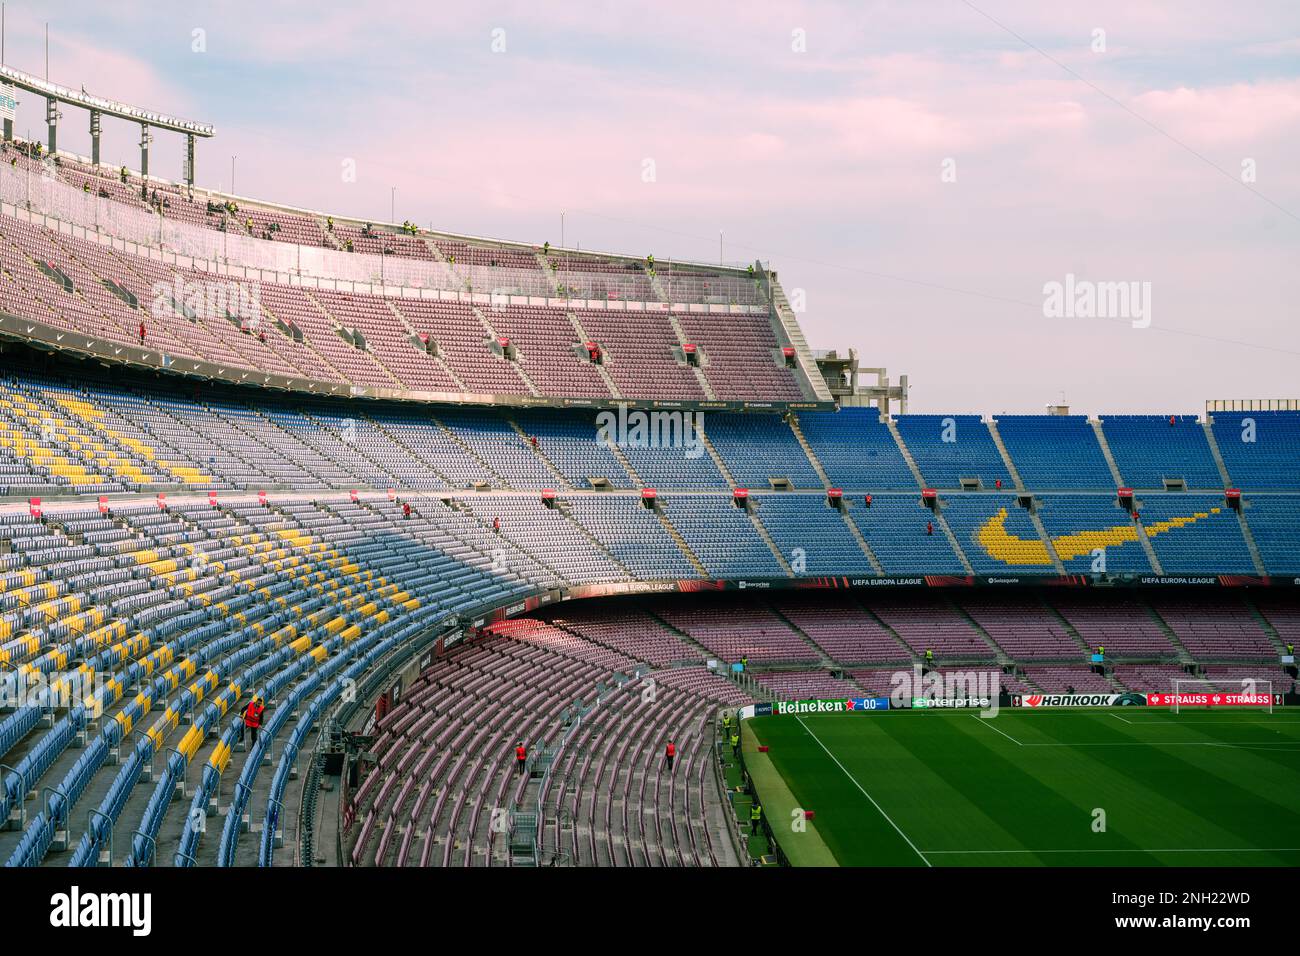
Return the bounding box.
[4,1,1298,414]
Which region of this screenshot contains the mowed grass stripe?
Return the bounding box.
[1131,712,1300,780]
[884,712,1158,865]
[957,711,1300,865]
[1054,712,1300,863]
[990,712,1290,864]
[739,720,837,866]
[1025,709,1300,819]
[794,716,931,866]
[749,716,929,866]
[752,710,1300,867]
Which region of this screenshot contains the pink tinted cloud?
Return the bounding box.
[1134,82,1300,144]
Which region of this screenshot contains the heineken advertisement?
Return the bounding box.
[772,697,891,715]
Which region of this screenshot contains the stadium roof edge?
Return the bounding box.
[26,139,757,279]
[0,324,835,413]
[0,64,214,136]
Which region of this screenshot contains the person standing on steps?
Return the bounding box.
[242,695,265,748]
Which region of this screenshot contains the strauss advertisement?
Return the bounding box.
[1017,692,1280,708]
[1147,692,1276,707]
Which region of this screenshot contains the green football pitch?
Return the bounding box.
[744,708,1300,867]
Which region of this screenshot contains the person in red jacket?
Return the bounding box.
[664,740,676,770]
[242,695,265,747]
[402,501,411,520]
[515,740,527,775]
[493,516,501,534]
[926,520,934,536]
[138,321,146,345]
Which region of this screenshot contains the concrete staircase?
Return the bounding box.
[420,236,474,293]
[427,413,509,487]
[748,503,794,576]
[934,503,976,575]
[360,413,458,487]
[505,418,572,490]
[665,312,716,400]
[247,405,358,485]
[205,406,305,486]
[767,277,833,402]
[645,609,721,661]
[1038,595,1094,657]
[839,502,885,575]
[468,305,541,397]
[766,603,835,667]
[1235,506,1269,576]
[420,235,448,263]
[301,288,405,389]
[254,297,346,383]
[318,218,345,250]
[849,598,921,663]
[286,408,384,485]
[1133,500,1166,575]
[645,264,670,303]
[653,505,708,576]
[534,251,561,295]
[944,597,1013,664]
[553,502,634,577]
[1024,503,1067,574]
[1144,604,1194,663]
[986,419,1026,491]
[885,418,927,489]
[696,421,738,488]
[608,439,650,489]
[548,619,655,667]
[564,309,622,399]
[1242,597,1287,655]
[1090,420,1126,488]
[786,414,831,488]
[430,498,572,588]
[1201,419,1233,487]
[383,300,470,391]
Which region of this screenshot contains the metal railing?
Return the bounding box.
[1205,399,1300,414]
[0,162,765,307]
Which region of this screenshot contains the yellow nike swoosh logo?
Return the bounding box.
[975,506,1223,566]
